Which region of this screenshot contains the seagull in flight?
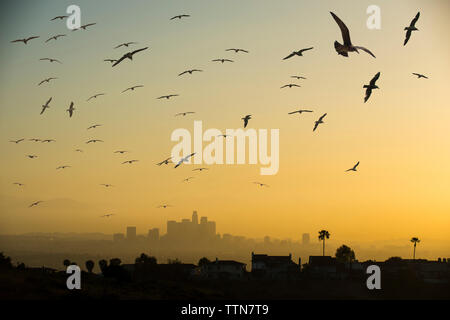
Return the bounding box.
[29,201,43,208]
[242,115,252,128]
[283,47,314,60]
[75,149,83,152]
[40,97,52,115]
[40,58,61,64]
[73,23,96,31]
[114,150,129,154]
[10,139,24,144]
[114,42,138,49]
[27,155,38,159]
[101,214,115,218]
[313,113,327,132]
[87,124,102,130]
[51,15,68,21]
[86,139,103,144]
[193,168,208,172]
[170,14,190,20]
[291,75,307,80]
[212,59,234,63]
[157,157,172,166]
[122,85,144,93]
[45,34,66,43]
[281,84,301,89]
[175,112,195,117]
[226,48,249,53]
[13,182,25,187]
[38,77,58,86]
[56,165,71,170]
[11,36,40,44]
[288,109,313,115]
[157,94,179,100]
[346,161,360,172]
[67,102,75,118]
[178,69,203,76]
[412,73,428,79]
[122,160,139,164]
[29,139,41,142]
[174,153,196,168]
[364,72,381,103]
[404,12,420,46]
[112,47,149,67]
[254,182,269,187]
[157,204,173,208]
[87,93,105,101]
[100,184,114,188]
[182,177,195,182]
[41,139,56,143]
[330,12,376,58]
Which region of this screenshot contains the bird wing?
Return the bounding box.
[364,88,372,103]
[112,54,127,67]
[178,71,188,76]
[355,161,360,168]
[11,39,24,43]
[410,12,420,27]
[130,47,149,56]
[369,72,381,86]
[288,111,299,114]
[283,52,296,60]
[353,46,376,58]
[313,122,319,131]
[299,47,314,54]
[46,97,52,105]
[330,12,352,46]
[404,30,412,46]
[319,113,327,121]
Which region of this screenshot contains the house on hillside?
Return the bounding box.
[201,258,246,280]
[251,252,300,279]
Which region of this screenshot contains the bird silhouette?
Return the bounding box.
[364,72,381,103]
[288,109,313,115]
[226,48,249,53]
[100,184,114,188]
[281,84,301,89]
[10,139,24,144]
[45,34,66,43]
[26,155,38,159]
[174,153,196,168]
[40,58,61,64]
[73,23,96,31]
[283,47,314,60]
[242,115,252,128]
[114,42,138,49]
[67,102,75,118]
[87,94,105,101]
[330,12,375,58]
[38,77,58,86]
[346,161,360,172]
[87,124,102,130]
[404,12,420,46]
[412,73,428,79]
[122,160,139,164]
[114,150,129,154]
[29,201,43,208]
[291,75,307,80]
[56,165,71,170]
[51,15,68,21]
[157,94,179,100]
[193,168,208,172]
[13,182,25,187]
[178,69,203,76]
[122,85,144,93]
[254,182,269,187]
[212,59,234,63]
[157,204,173,208]
[170,14,190,20]
[313,113,327,132]
[112,47,149,67]
[11,36,40,44]
[157,157,172,166]
[175,112,195,117]
[86,139,103,144]
[182,177,195,182]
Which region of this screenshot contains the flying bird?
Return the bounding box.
[11,36,40,44]
[178,69,203,76]
[114,42,138,49]
[193,168,208,172]
[29,139,41,142]
[114,150,129,154]
[346,161,360,172]
[112,47,149,67]
[217,134,230,138]
[281,84,301,89]
[212,59,234,63]
[51,15,68,21]
[412,73,428,79]
[101,214,115,218]
[100,184,114,188]
[29,201,43,208]
[175,112,195,117]
[40,97,52,115]
[364,72,381,103]
[56,165,71,170]
[157,94,179,100]
[75,149,83,152]
[86,139,103,144]
[45,34,66,43]
[87,93,105,101]
[38,77,58,86]
[404,12,420,46]
[288,109,313,115]
[73,23,96,31]
[41,139,56,143]
[242,115,252,128]
[313,113,327,132]
[283,47,314,60]
[174,153,196,168]
[10,139,24,144]
[157,157,172,166]
[122,160,139,164]
[225,48,249,53]
[27,155,38,159]
[122,85,144,93]
[87,124,102,130]
[254,182,269,187]
[170,14,190,20]
[40,58,61,63]
[291,75,307,80]
[330,12,376,58]
[67,102,75,117]
[157,204,173,208]
[13,183,25,187]
[182,177,195,182]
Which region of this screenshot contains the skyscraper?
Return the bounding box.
[127,226,136,240]
[192,211,198,224]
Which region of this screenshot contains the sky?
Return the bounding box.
[0,0,449,259]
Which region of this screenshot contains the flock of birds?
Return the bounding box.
[7,10,428,216]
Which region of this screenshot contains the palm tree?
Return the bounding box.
[318,230,330,256]
[85,260,95,273]
[410,237,420,260]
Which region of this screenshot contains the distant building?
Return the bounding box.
[251,252,300,279]
[113,233,125,242]
[166,211,216,242]
[201,258,246,280]
[302,233,310,245]
[148,228,159,241]
[126,226,136,241]
[264,236,271,245]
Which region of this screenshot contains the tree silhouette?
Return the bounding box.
[135,253,157,265]
[198,257,211,267]
[335,245,355,271]
[318,230,330,256]
[410,237,420,260]
[63,259,71,268]
[85,260,95,273]
[98,259,108,274]
[0,252,12,269]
